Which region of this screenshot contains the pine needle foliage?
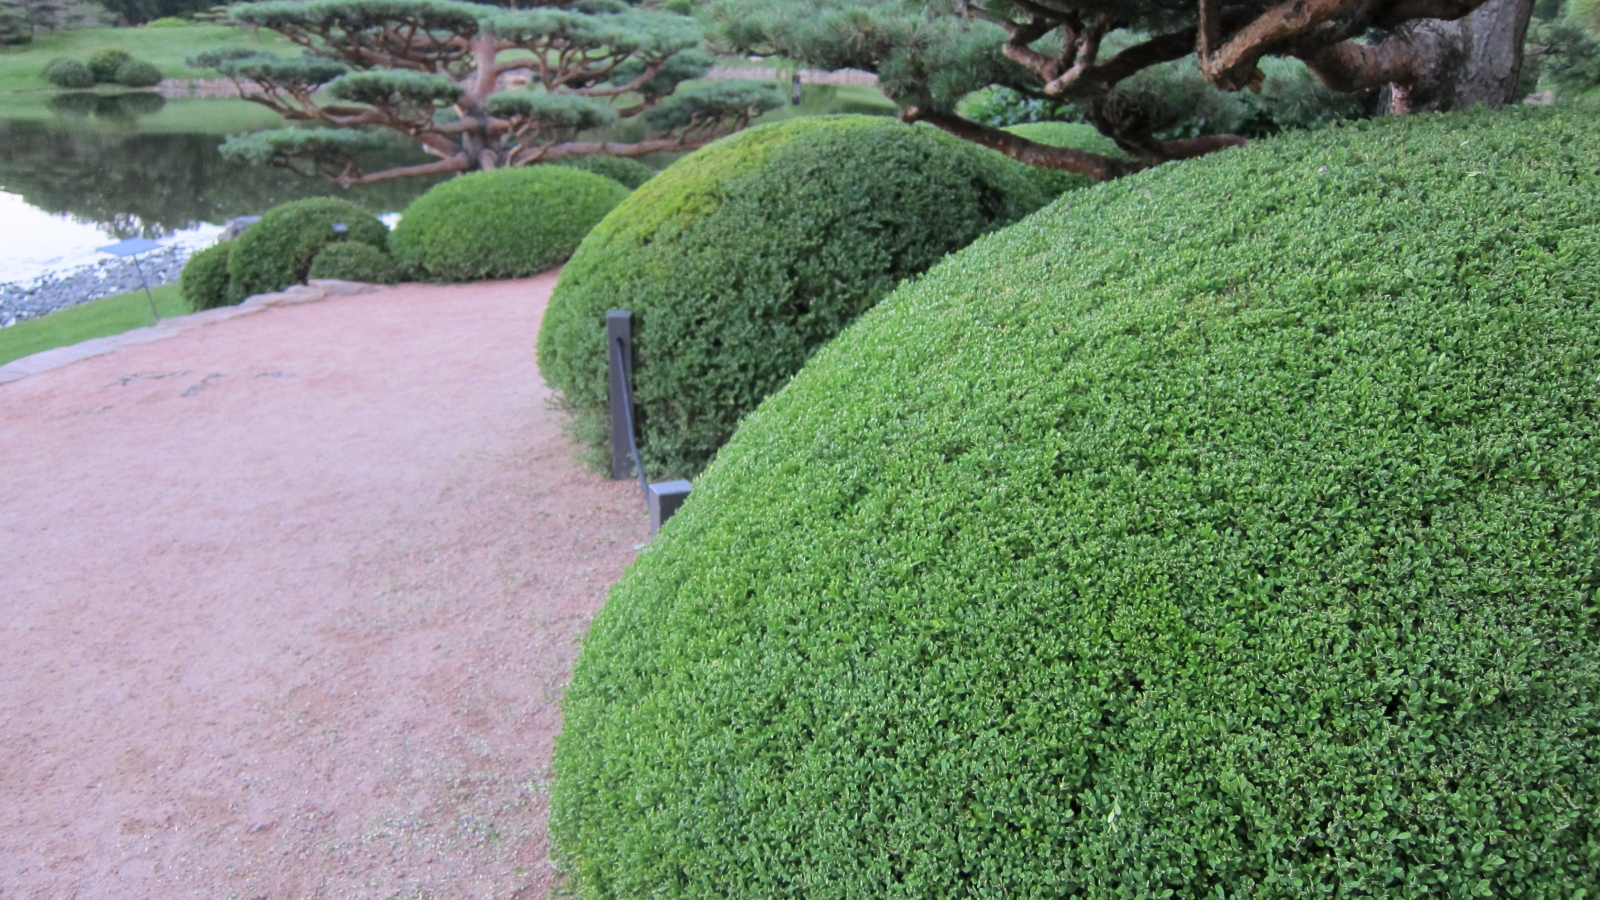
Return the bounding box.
[551,107,1600,899]
[388,165,628,282]
[536,114,1060,479]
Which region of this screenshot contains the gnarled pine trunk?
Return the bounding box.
[1379,0,1538,112]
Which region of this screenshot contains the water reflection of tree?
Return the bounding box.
[0,121,445,238]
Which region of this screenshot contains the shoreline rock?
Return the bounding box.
[0,246,191,329]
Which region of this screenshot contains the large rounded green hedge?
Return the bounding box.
[536,115,1059,478]
[552,107,1600,898]
[389,166,629,283]
[226,197,388,302]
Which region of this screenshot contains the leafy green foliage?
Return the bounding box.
[547,154,654,189]
[552,106,1600,899]
[536,115,1058,479]
[42,56,93,88]
[146,15,190,26]
[308,240,401,284]
[1576,0,1600,32]
[180,241,234,312]
[970,54,1371,141]
[85,47,132,82]
[1527,17,1600,98]
[0,0,33,45]
[113,58,163,87]
[389,165,628,282]
[226,197,388,301]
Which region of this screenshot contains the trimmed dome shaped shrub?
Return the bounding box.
[85,48,132,83]
[226,197,387,302]
[113,59,163,88]
[548,155,655,190]
[180,242,233,311]
[552,107,1600,898]
[389,166,628,283]
[537,115,1057,478]
[42,57,93,89]
[308,240,401,284]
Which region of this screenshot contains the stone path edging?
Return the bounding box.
[0,279,380,386]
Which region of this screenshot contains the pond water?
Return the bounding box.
[0,85,894,285]
[0,97,444,283]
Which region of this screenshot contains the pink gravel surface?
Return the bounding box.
[0,272,650,899]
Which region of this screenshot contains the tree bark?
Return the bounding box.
[900,107,1137,181]
[1380,0,1536,111]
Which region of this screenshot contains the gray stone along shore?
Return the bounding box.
[0,246,190,329]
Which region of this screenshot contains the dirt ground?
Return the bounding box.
[0,272,650,899]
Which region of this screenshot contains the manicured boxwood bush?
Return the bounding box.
[389,166,629,283]
[536,115,1058,478]
[113,59,163,88]
[180,242,234,312]
[43,57,94,89]
[547,155,655,190]
[226,197,388,302]
[552,107,1600,899]
[308,240,401,284]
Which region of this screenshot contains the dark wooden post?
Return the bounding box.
[607,310,635,481]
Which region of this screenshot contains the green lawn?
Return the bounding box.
[0,282,188,366]
[0,26,290,93]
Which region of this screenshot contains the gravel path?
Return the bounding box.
[0,272,650,899]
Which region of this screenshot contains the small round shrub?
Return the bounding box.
[43,57,94,89]
[552,107,1600,898]
[144,16,190,26]
[389,165,628,283]
[86,48,133,83]
[308,240,401,284]
[537,115,1056,479]
[547,155,655,189]
[180,242,234,312]
[113,59,163,88]
[226,197,388,302]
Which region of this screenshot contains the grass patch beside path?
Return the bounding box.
[0,26,289,93]
[0,282,186,367]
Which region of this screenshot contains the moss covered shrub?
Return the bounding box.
[43,57,93,89]
[389,166,628,284]
[113,59,163,88]
[546,155,655,190]
[537,115,1057,478]
[180,242,233,312]
[226,197,387,302]
[308,240,401,284]
[552,107,1600,898]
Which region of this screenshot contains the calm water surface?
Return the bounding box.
[0,85,892,284]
